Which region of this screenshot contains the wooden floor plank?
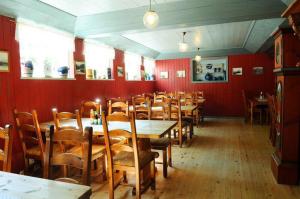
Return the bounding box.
[92,118,300,199]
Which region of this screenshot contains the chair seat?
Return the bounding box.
[26,144,61,158]
[93,136,126,145]
[150,138,170,147]
[69,144,105,160]
[113,151,155,168]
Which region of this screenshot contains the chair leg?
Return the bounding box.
[108,171,114,199]
[163,149,167,178]
[135,171,141,199]
[168,143,172,167]
[150,160,156,190]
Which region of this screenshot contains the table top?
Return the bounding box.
[0,171,91,199]
[251,97,268,106]
[40,118,178,139]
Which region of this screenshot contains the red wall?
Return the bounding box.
[0,16,155,172]
[155,54,274,116]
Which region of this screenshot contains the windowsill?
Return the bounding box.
[86,78,115,81]
[144,80,156,82]
[21,77,76,80]
[126,80,142,81]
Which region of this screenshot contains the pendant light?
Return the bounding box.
[195,48,201,62]
[143,0,159,29]
[179,32,188,52]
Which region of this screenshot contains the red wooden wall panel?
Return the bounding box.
[0,16,155,172]
[155,54,275,116]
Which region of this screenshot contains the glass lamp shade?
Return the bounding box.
[143,10,159,29]
[195,55,201,62]
[179,42,188,52]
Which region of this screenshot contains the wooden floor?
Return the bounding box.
[92,118,300,199]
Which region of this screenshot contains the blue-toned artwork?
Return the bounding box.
[192,57,228,83]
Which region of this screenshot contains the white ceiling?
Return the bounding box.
[123,21,254,53]
[39,0,183,16]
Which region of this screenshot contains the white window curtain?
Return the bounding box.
[16,19,75,78]
[144,57,155,80]
[125,52,142,80]
[84,40,115,79]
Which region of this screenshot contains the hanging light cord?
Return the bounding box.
[182,32,186,43]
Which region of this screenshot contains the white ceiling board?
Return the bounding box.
[39,0,183,16]
[123,21,253,53]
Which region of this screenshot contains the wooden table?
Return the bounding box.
[0,171,91,199]
[40,118,178,139]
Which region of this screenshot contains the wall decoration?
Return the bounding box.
[191,57,228,83]
[160,71,168,79]
[75,61,85,74]
[232,67,243,76]
[176,70,186,78]
[117,66,124,77]
[0,50,9,72]
[253,67,264,75]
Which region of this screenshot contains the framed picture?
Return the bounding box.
[191,57,228,83]
[75,61,85,74]
[117,66,124,77]
[0,50,9,72]
[232,67,242,76]
[253,67,264,75]
[176,70,186,78]
[160,71,168,79]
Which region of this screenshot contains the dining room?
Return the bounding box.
[1,0,300,199]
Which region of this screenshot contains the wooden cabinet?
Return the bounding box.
[271,29,300,185]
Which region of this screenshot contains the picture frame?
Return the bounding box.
[232,67,243,76]
[75,61,85,75]
[117,66,124,77]
[0,50,9,72]
[176,70,186,78]
[160,71,168,79]
[253,67,264,75]
[191,57,228,83]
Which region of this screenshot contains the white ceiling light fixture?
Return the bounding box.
[179,32,188,52]
[143,0,159,29]
[195,48,201,62]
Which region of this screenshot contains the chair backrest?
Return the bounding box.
[14,109,44,161]
[0,124,13,172]
[156,91,166,95]
[102,112,140,170]
[52,109,83,131]
[154,93,166,103]
[44,125,92,186]
[132,97,150,120]
[150,101,168,120]
[80,101,100,118]
[143,93,154,100]
[194,91,204,99]
[242,90,250,112]
[108,100,129,116]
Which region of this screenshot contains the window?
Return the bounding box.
[84,40,115,80]
[17,20,75,79]
[144,57,155,80]
[125,52,142,80]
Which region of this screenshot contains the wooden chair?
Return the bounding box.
[242,90,262,124]
[0,124,13,172]
[149,100,172,178]
[267,93,276,146]
[80,101,101,118]
[167,99,189,147]
[155,91,166,95]
[52,108,106,181]
[108,100,129,116]
[44,125,93,186]
[102,112,156,199]
[132,96,150,120]
[14,109,46,174]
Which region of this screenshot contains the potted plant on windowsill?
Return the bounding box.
[23,60,34,77]
[57,66,69,78]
